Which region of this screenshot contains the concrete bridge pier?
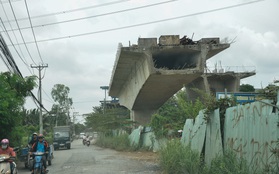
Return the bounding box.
[131,109,157,126]
[109,36,232,125]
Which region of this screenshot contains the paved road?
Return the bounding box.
[17,140,160,174]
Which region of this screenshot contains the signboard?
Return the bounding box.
[216,92,256,104]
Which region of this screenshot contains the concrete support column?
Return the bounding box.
[234,76,241,92]
[131,109,156,125]
[198,44,209,70]
[202,74,210,94]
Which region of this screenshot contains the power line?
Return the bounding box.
[43,87,55,103]
[24,0,44,63]
[1,0,178,32]
[8,0,264,45]
[0,0,21,3]
[0,1,28,66]
[0,48,13,72]
[7,0,38,66]
[1,0,132,24]
[0,18,34,75]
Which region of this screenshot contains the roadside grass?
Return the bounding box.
[95,135,273,174]
[95,134,132,151]
[207,150,250,174]
[159,139,203,174]
[159,139,252,174]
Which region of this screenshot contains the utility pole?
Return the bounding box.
[56,106,59,127]
[31,63,48,134]
[73,112,79,136]
[100,86,109,114]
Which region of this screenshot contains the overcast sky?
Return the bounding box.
[0,0,278,121]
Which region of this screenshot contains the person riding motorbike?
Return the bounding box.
[29,134,49,174]
[0,139,17,174]
[82,134,87,145]
[25,132,38,170]
[28,132,38,146]
[85,135,90,146]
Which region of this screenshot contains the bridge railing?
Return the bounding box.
[204,66,256,74]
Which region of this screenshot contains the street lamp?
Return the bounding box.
[100,86,109,114]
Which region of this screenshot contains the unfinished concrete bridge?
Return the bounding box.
[108,35,255,125]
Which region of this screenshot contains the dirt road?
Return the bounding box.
[18,139,161,174]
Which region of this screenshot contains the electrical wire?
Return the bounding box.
[8,0,264,45]
[1,0,178,32]
[0,49,13,72]
[1,0,132,24]
[24,0,44,63]
[1,0,21,3]
[42,88,55,103]
[0,18,34,75]
[0,2,28,66]
[7,0,38,66]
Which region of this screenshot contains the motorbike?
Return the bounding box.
[20,144,33,171]
[82,139,86,145]
[0,154,17,174]
[86,139,90,147]
[31,152,48,174]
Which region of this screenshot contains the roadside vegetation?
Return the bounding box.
[159,139,251,174]
[0,72,75,148]
[86,106,140,151]
[95,133,133,151]
[0,72,36,147]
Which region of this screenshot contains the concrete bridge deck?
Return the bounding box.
[109,35,230,124]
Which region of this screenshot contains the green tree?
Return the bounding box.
[0,72,36,146]
[85,106,132,134]
[239,84,255,92]
[176,90,204,119]
[257,84,279,102]
[149,89,204,138]
[21,108,40,126]
[74,123,86,135]
[51,84,73,126]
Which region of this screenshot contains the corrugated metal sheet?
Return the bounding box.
[224,100,279,172]
[141,131,156,149]
[205,109,223,165]
[128,126,143,146]
[189,110,207,155]
[128,92,278,173]
[181,119,194,145]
